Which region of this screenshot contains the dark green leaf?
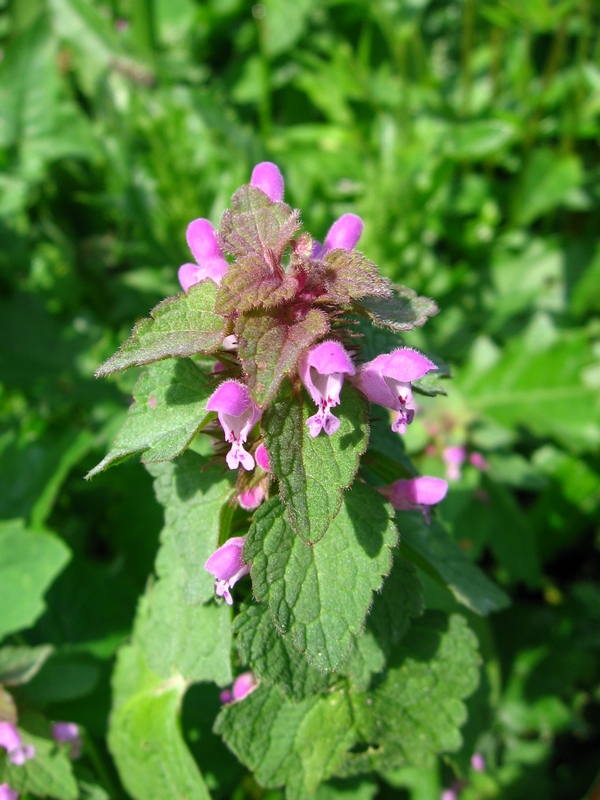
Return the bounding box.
[245,484,397,672]
[214,682,356,800]
[236,307,328,407]
[87,358,215,478]
[264,382,368,543]
[234,602,333,701]
[96,282,226,376]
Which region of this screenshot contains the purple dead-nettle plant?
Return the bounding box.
[205,536,251,605]
[299,340,355,437]
[379,476,448,524]
[178,218,230,291]
[0,722,35,766]
[206,380,261,471]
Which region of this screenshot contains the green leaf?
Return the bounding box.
[214,682,356,800]
[219,185,300,262]
[1,723,77,800]
[137,536,232,685]
[342,613,480,775]
[216,253,298,314]
[236,307,328,407]
[0,520,71,641]
[398,514,510,615]
[444,119,516,160]
[319,249,391,303]
[234,602,333,701]
[146,452,235,605]
[245,483,398,672]
[0,644,53,686]
[342,556,424,691]
[96,282,226,376]
[512,149,582,226]
[356,287,438,332]
[109,643,210,800]
[87,358,215,478]
[264,382,368,544]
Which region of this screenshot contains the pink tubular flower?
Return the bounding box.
[205,536,251,605]
[0,722,35,766]
[443,445,466,481]
[379,476,448,524]
[469,452,488,472]
[251,162,284,202]
[255,442,270,472]
[220,671,259,704]
[299,341,355,437]
[52,722,82,760]
[238,481,267,511]
[313,213,364,258]
[0,784,18,800]
[206,381,260,471]
[353,348,436,434]
[178,218,229,291]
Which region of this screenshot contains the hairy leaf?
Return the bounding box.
[87,358,215,477]
[264,382,368,543]
[319,249,392,303]
[215,683,356,800]
[342,612,480,775]
[96,282,226,376]
[236,307,328,407]
[216,253,298,314]
[109,643,210,800]
[245,484,397,672]
[146,452,235,605]
[398,513,510,615]
[357,286,438,332]
[219,185,300,263]
[235,602,333,701]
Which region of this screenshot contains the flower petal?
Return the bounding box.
[251,162,284,202]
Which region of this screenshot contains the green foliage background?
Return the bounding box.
[0,0,599,798]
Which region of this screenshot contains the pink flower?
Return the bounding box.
[471,752,486,772]
[178,218,229,291]
[206,381,260,471]
[353,348,436,434]
[299,341,355,437]
[0,722,35,766]
[443,446,466,481]
[255,442,270,472]
[205,536,251,605]
[251,162,284,202]
[379,476,448,524]
[0,784,18,800]
[238,481,267,511]
[469,452,488,472]
[313,213,364,258]
[52,722,82,760]
[220,672,259,704]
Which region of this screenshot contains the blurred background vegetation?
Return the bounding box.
[1,0,599,798]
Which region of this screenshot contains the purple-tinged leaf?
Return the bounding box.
[357,286,438,332]
[216,254,298,315]
[315,250,392,304]
[236,308,328,407]
[96,282,226,376]
[219,185,300,267]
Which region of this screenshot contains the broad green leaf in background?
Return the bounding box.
[398,513,510,615]
[342,613,480,775]
[137,536,232,685]
[0,520,71,641]
[357,287,438,332]
[0,723,77,800]
[146,452,235,605]
[96,282,226,376]
[234,602,333,701]
[215,682,356,800]
[444,119,517,161]
[245,483,397,672]
[264,382,368,543]
[109,643,210,800]
[512,149,582,227]
[236,307,329,407]
[458,328,600,453]
[0,645,53,686]
[87,358,214,477]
